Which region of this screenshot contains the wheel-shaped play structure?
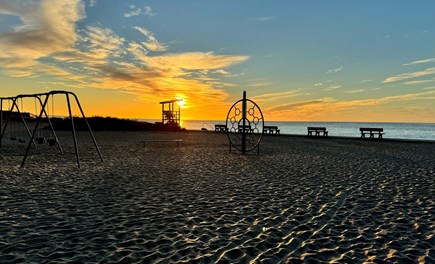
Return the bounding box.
[226,91,264,153]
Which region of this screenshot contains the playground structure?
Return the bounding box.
[0,90,103,168]
[159,99,182,126]
[226,91,264,154]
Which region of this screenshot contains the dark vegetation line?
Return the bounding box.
[2,112,185,131]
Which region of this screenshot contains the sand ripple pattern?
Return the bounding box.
[0,131,434,263]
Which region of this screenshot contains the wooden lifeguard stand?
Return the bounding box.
[160,99,182,126]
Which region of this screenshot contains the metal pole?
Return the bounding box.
[66,94,80,168]
[242,91,247,153]
[36,96,63,155]
[71,93,104,162]
[161,103,164,124]
[14,98,37,148]
[21,95,49,167]
[0,98,15,148]
[0,99,3,147]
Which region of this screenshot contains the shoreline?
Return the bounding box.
[188,129,435,144]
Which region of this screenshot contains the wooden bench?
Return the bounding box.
[263,125,280,134]
[360,128,384,139]
[142,139,182,147]
[215,124,228,132]
[307,127,328,137]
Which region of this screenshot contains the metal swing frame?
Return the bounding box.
[20,90,104,168]
[1,91,103,168]
[0,94,59,150]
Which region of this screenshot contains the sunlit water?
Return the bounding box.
[177,120,435,141]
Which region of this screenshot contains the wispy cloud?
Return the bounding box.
[326,67,343,74]
[266,98,336,112]
[124,5,157,18]
[144,6,157,17]
[134,52,248,72]
[247,82,273,88]
[345,89,365,94]
[403,58,435,66]
[324,85,341,91]
[403,79,435,85]
[265,91,435,120]
[134,26,167,52]
[214,69,231,76]
[251,90,300,103]
[89,0,97,7]
[383,67,435,83]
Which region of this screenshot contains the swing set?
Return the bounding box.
[0,90,103,168]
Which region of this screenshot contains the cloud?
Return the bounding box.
[251,90,300,103]
[89,0,97,7]
[83,25,125,57]
[326,67,343,74]
[383,67,435,83]
[403,79,435,85]
[144,6,157,17]
[403,58,435,66]
[247,82,273,87]
[134,26,167,52]
[266,98,336,112]
[0,0,85,64]
[345,89,365,94]
[214,69,231,76]
[266,91,435,117]
[124,5,157,18]
[0,1,249,115]
[135,52,249,72]
[324,85,341,91]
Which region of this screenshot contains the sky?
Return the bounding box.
[1,0,435,123]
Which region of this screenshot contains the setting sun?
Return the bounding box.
[176,98,186,107]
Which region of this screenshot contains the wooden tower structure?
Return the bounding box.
[160,99,182,126]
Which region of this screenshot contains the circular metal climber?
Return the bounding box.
[226,91,264,153]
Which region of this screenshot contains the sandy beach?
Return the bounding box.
[0,131,433,263]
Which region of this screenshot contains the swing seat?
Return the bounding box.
[47,138,57,146]
[10,136,17,141]
[36,137,45,144]
[18,139,26,143]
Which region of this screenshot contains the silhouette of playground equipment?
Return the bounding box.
[0,90,103,168]
[226,91,264,154]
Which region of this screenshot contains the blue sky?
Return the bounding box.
[1,0,435,122]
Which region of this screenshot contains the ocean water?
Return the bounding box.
[181,120,435,141]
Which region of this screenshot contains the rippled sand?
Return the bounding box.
[0,131,434,263]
